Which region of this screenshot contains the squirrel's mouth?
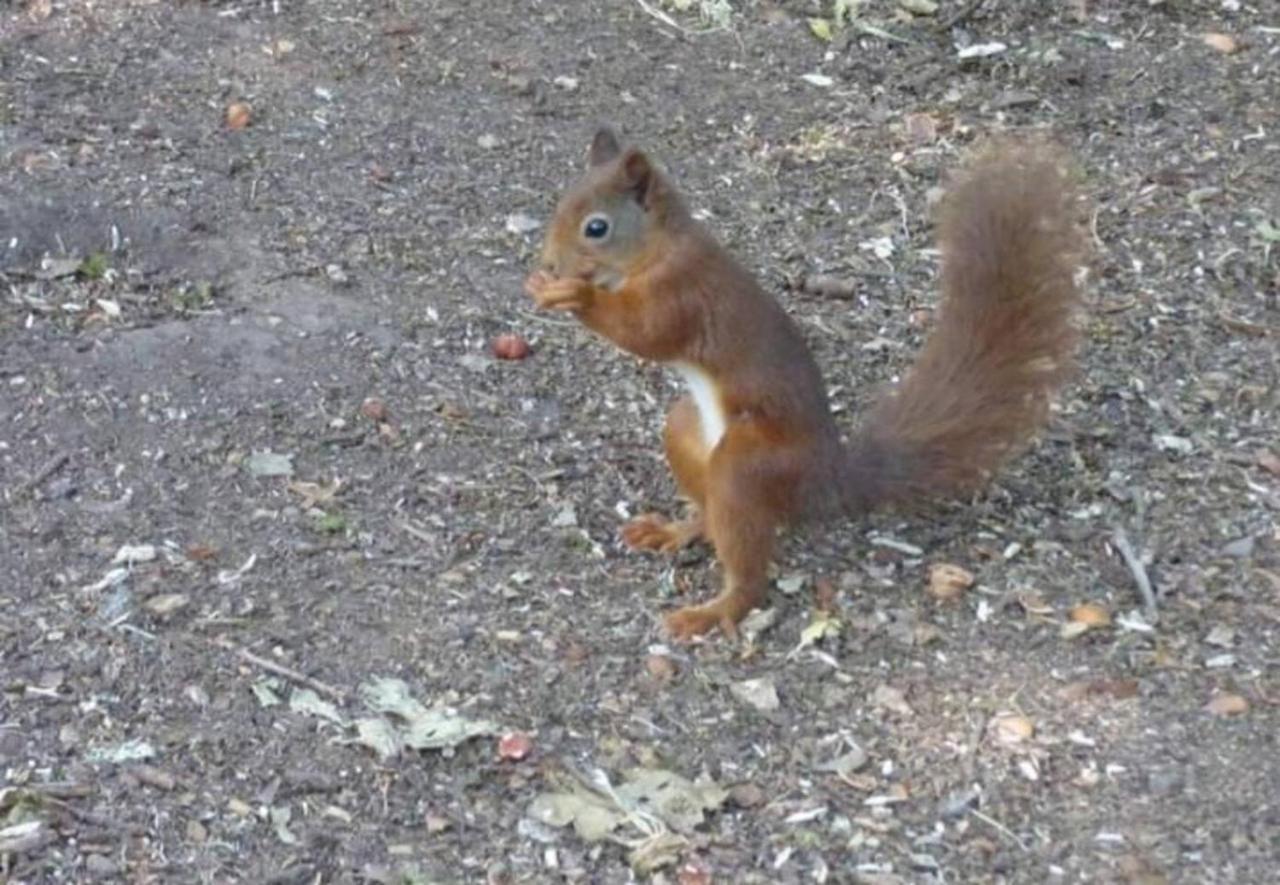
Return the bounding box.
[588,267,624,293]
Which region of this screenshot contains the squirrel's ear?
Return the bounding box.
[617,148,656,207]
[588,127,622,166]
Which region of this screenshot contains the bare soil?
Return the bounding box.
[2,1,1278,883]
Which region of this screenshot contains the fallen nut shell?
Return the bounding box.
[225,101,252,130]
[492,333,531,360]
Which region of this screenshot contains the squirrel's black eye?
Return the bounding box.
[583,216,610,240]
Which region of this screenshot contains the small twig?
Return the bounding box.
[940,0,989,31]
[970,808,1029,852]
[209,637,347,703]
[41,794,118,828]
[631,0,728,37]
[631,0,692,34]
[382,557,430,569]
[397,520,436,544]
[29,782,93,799]
[16,451,70,498]
[1111,527,1158,619]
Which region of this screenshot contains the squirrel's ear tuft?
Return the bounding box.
[588,127,622,166]
[618,147,657,207]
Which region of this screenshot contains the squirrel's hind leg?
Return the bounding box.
[663,422,804,641]
[622,396,709,553]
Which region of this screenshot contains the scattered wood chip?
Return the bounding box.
[1202,33,1239,54]
[898,0,938,15]
[927,563,974,602]
[1070,602,1112,628]
[1205,693,1248,717]
[186,544,218,562]
[990,713,1034,746]
[904,112,938,145]
[731,677,780,712]
[957,42,1007,60]
[1017,592,1055,618]
[143,593,189,617]
[871,684,913,717]
[1061,678,1141,702]
[816,746,869,780]
[133,765,177,791]
[645,653,679,683]
[1204,624,1235,648]
[528,765,727,845]
[800,274,859,300]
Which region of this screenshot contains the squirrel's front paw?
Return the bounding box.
[526,273,594,312]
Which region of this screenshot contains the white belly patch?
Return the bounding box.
[673,362,727,451]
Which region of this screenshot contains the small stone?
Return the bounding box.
[937,786,981,819]
[728,782,767,808]
[185,819,209,843]
[1146,768,1183,797]
[85,854,119,877]
[144,593,190,617]
[644,654,678,683]
[731,677,780,712]
[1221,536,1254,559]
[1204,624,1235,648]
[360,397,389,422]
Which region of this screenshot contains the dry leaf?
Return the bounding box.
[808,18,833,42]
[927,563,974,601]
[1059,621,1092,640]
[795,611,842,652]
[991,713,1034,745]
[1204,624,1235,648]
[1205,693,1248,716]
[1017,592,1055,617]
[904,112,938,145]
[871,684,913,717]
[731,677,780,712]
[288,478,342,508]
[1070,602,1112,628]
[1202,33,1238,55]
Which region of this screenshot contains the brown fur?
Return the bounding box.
[526,129,1086,640]
[844,143,1085,510]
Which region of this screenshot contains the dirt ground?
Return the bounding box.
[2,0,1278,882]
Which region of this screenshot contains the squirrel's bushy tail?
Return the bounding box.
[841,143,1086,511]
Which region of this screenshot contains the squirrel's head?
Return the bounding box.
[538,127,684,289]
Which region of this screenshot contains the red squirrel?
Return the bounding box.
[525,128,1085,641]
